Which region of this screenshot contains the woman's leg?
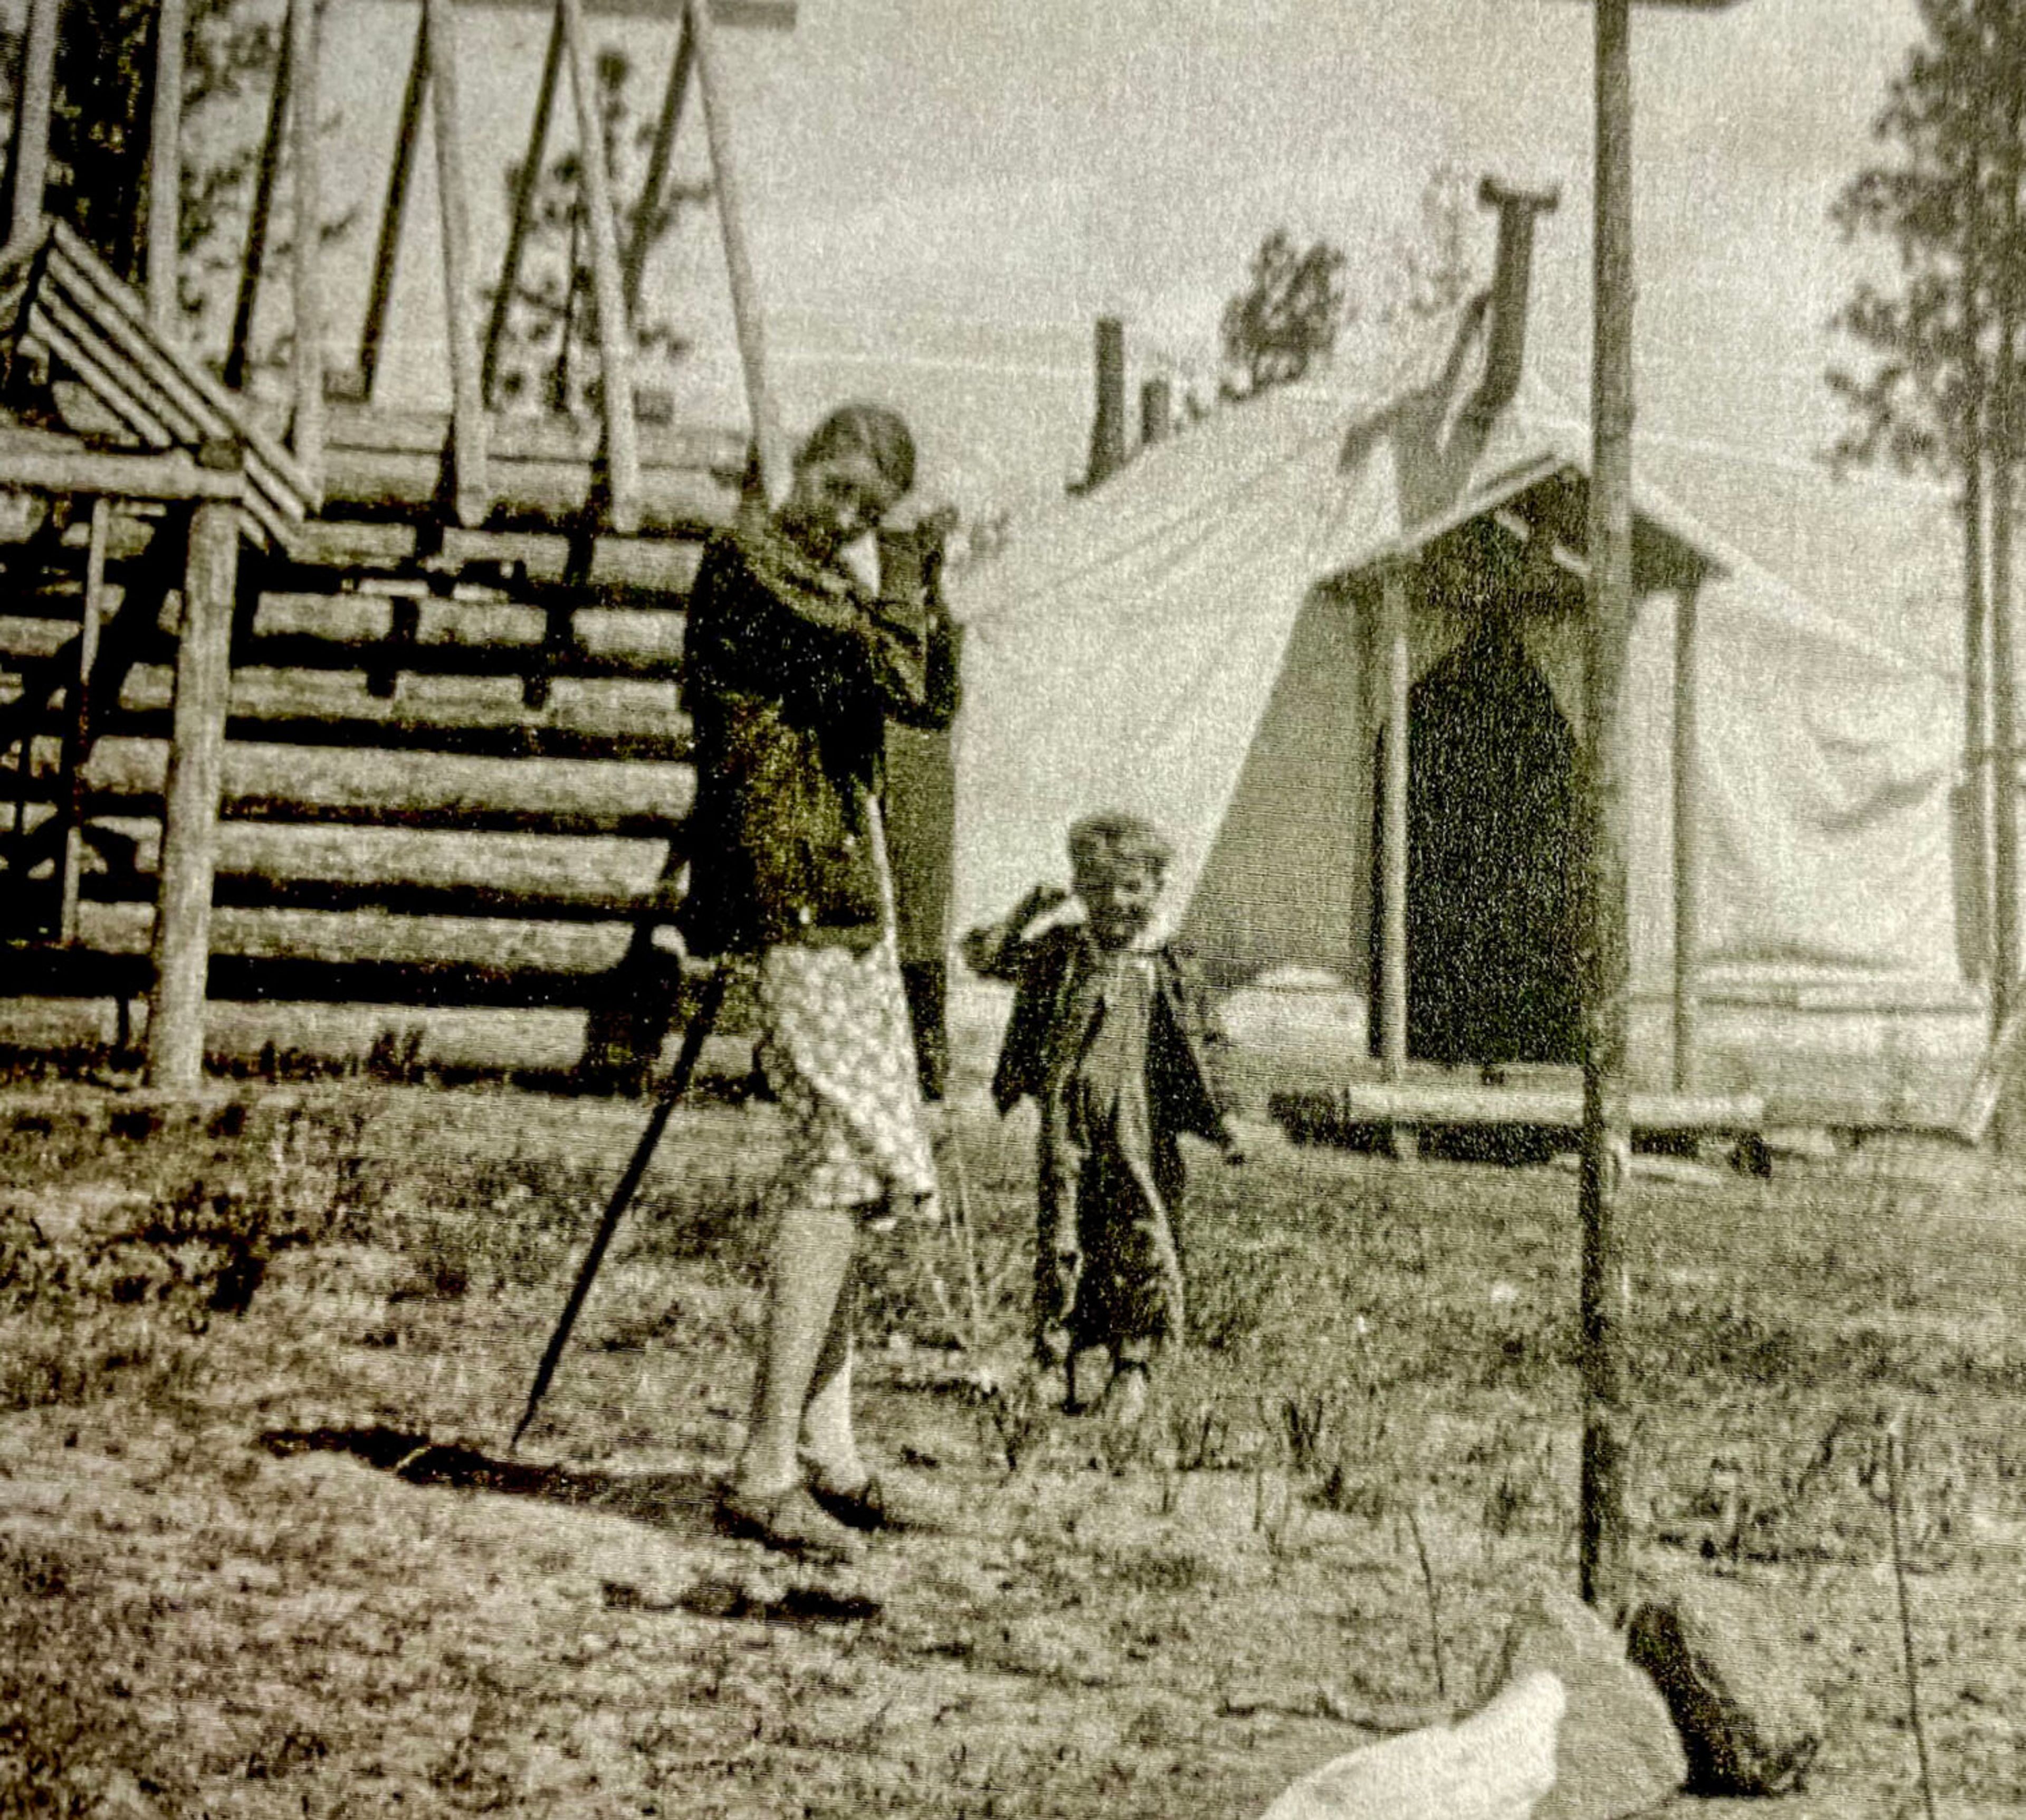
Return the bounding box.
[798,1253,864,1488]
[733,1203,858,1496]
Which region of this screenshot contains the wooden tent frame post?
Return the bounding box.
[1671,576,1702,1091]
[1379,561,1414,1157]
[147,488,244,1090]
[288,0,326,483]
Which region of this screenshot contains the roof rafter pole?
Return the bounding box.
[1579,0,1635,1618]
[1671,577,1701,1091]
[622,4,694,319]
[481,4,565,407]
[148,490,243,1090]
[147,0,188,329]
[288,0,326,484]
[425,0,491,525]
[689,0,784,504]
[223,20,292,390]
[4,0,61,253]
[559,0,641,531]
[356,12,430,400]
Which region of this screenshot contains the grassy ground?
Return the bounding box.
[1,1078,2023,1817]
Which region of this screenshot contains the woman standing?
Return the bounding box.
[680,403,960,1562]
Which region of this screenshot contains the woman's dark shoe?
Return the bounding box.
[808,1471,938,1534]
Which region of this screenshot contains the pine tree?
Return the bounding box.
[1219,229,1349,398]
[1831,0,2026,1030]
[489,46,709,417]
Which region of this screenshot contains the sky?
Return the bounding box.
[292,0,1941,523]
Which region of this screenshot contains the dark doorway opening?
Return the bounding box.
[1370,618,1582,1066]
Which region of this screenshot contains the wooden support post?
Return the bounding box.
[4,0,60,253]
[425,0,491,525]
[690,0,784,504]
[1579,0,1635,1618]
[356,13,429,401]
[57,499,111,945]
[223,21,291,391]
[1671,580,1701,1093]
[1380,563,1412,1088]
[288,0,326,484]
[560,0,641,532]
[622,5,695,318]
[481,5,564,407]
[147,493,242,1091]
[147,0,187,330]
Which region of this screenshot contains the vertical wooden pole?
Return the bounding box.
[559,0,640,532]
[288,0,325,484]
[357,14,429,401]
[147,0,187,330]
[1671,579,1701,1093]
[223,23,292,391]
[623,6,694,319]
[1965,446,1993,995]
[1381,563,1411,1086]
[5,0,60,251]
[690,0,785,505]
[482,5,564,408]
[1579,0,1635,1617]
[58,499,111,945]
[1989,79,2023,1046]
[148,494,241,1091]
[425,0,490,525]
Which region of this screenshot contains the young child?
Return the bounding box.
[962,811,1244,1426]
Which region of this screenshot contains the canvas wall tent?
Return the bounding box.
[948,308,1980,1127]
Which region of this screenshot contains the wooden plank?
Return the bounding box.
[314,402,745,472]
[313,444,733,531]
[25,301,183,448]
[146,0,188,330]
[356,11,429,403]
[288,0,326,488]
[623,5,694,318]
[448,0,794,24]
[481,5,563,409]
[76,818,669,919]
[56,499,110,942]
[689,0,785,502]
[146,498,240,1089]
[425,0,490,525]
[46,226,315,499]
[559,0,641,531]
[223,16,292,391]
[1673,579,1701,1092]
[1294,1083,1764,1133]
[1380,563,1410,1083]
[267,523,705,592]
[7,942,643,1010]
[0,428,246,503]
[85,735,695,835]
[4,0,60,251]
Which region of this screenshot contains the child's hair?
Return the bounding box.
[1067,810,1174,880]
[797,403,917,499]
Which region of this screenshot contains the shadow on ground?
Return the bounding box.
[254,1425,883,1624]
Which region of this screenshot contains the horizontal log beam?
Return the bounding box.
[83,736,694,835]
[274,523,704,592]
[313,449,734,534]
[0,431,247,503]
